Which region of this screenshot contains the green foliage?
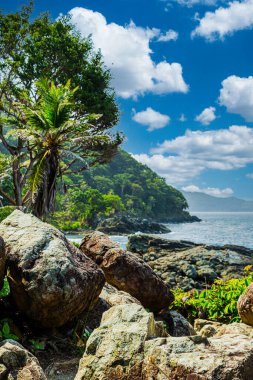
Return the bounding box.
[51,150,191,230]
[29,339,45,351]
[0,320,19,341]
[0,206,16,223]
[0,278,10,298]
[0,4,120,209]
[171,269,253,323]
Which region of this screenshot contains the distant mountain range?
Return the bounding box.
[183,191,253,212]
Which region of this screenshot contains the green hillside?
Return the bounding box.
[52,150,195,230]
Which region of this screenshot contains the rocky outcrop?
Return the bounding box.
[0,210,105,327]
[100,283,141,307]
[80,231,174,312]
[143,334,253,379]
[237,283,253,326]
[74,304,166,380]
[0,236,5,288]
[75,303,253,380]
[96,215,170,235]
[0,340,46,379]
[128,234,253,290]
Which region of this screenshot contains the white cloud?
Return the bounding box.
[69,7,188,99]
[162,0,218,8]
[133,125,253,185]
[192,0,253,41]
[246,173,253,179]
[179,113,187,122]
[182,184,234,197]
[132,107,170,131]
[195,106,216,125]
[219,75,253,121]
[158,29,178,41]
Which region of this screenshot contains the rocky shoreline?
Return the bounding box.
[0,210,253,379]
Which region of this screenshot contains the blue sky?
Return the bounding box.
[3,0,253,199]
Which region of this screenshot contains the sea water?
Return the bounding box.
[67,212,253,250]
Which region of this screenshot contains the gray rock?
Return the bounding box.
[0,340,46,379]
[75,304,165,380]
[0,210,105,327]
[128,234,253,290]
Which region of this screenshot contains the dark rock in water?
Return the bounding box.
[0,210,105,327]
[80,231,174,312]
[158,213,201,224]
[127,234,253,291]
[96,215,171,235]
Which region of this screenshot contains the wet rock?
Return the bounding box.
[0,340,46,379]
[80,231,174,312]
[96,216,170,235]
[0,210,105,327]
[128,234,253,290]
[237,283,253,326]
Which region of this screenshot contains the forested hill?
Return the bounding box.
[53,150,196,230]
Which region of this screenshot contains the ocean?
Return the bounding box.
[67,212,253,250]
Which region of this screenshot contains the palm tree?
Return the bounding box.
[17,79,122,218]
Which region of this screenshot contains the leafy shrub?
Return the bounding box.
[170,268,253,323]
[0,278,10,298]
[0,206,16,223]
[0,320,19,341]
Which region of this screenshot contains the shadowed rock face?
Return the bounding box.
[0,210,105,327]
[80,231,174,312]
[0,237,5,288]
[237,283,253,327]
[127,234,253,291]
[0,340,46,379]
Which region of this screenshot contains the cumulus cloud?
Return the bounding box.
[192,0,253,40]
[132,107,170,131]
[162,0,218,8]
[158,29,178,41]
[182,184,234,197]
[195,106,216,125]
[133,125,253,185]
[69,7,188,99]
[219,75,253,121]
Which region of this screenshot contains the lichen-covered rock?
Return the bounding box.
[128,234,253,290]
[0,340,46,379]
[80,231,174,312]
[100,283,141,307]
[143,334,253,379]
[237,283,253,327]
[0,210,105,327]
[74,304,166,380]
[0,236,5,288]
[194,319,222,337]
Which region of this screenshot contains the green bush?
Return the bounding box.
[0,278,10,298]
[0,206,16,223]
[170,267,253,323]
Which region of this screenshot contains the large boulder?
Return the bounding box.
[80,231,174,312]
[237,283,253,326]
[0,210,105,327]
[143,334,253,379]
[0,340,46,379]
[128,234,253,290]
[74,304,166,380]
[0,236,5,288]
[75,303,253,380]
